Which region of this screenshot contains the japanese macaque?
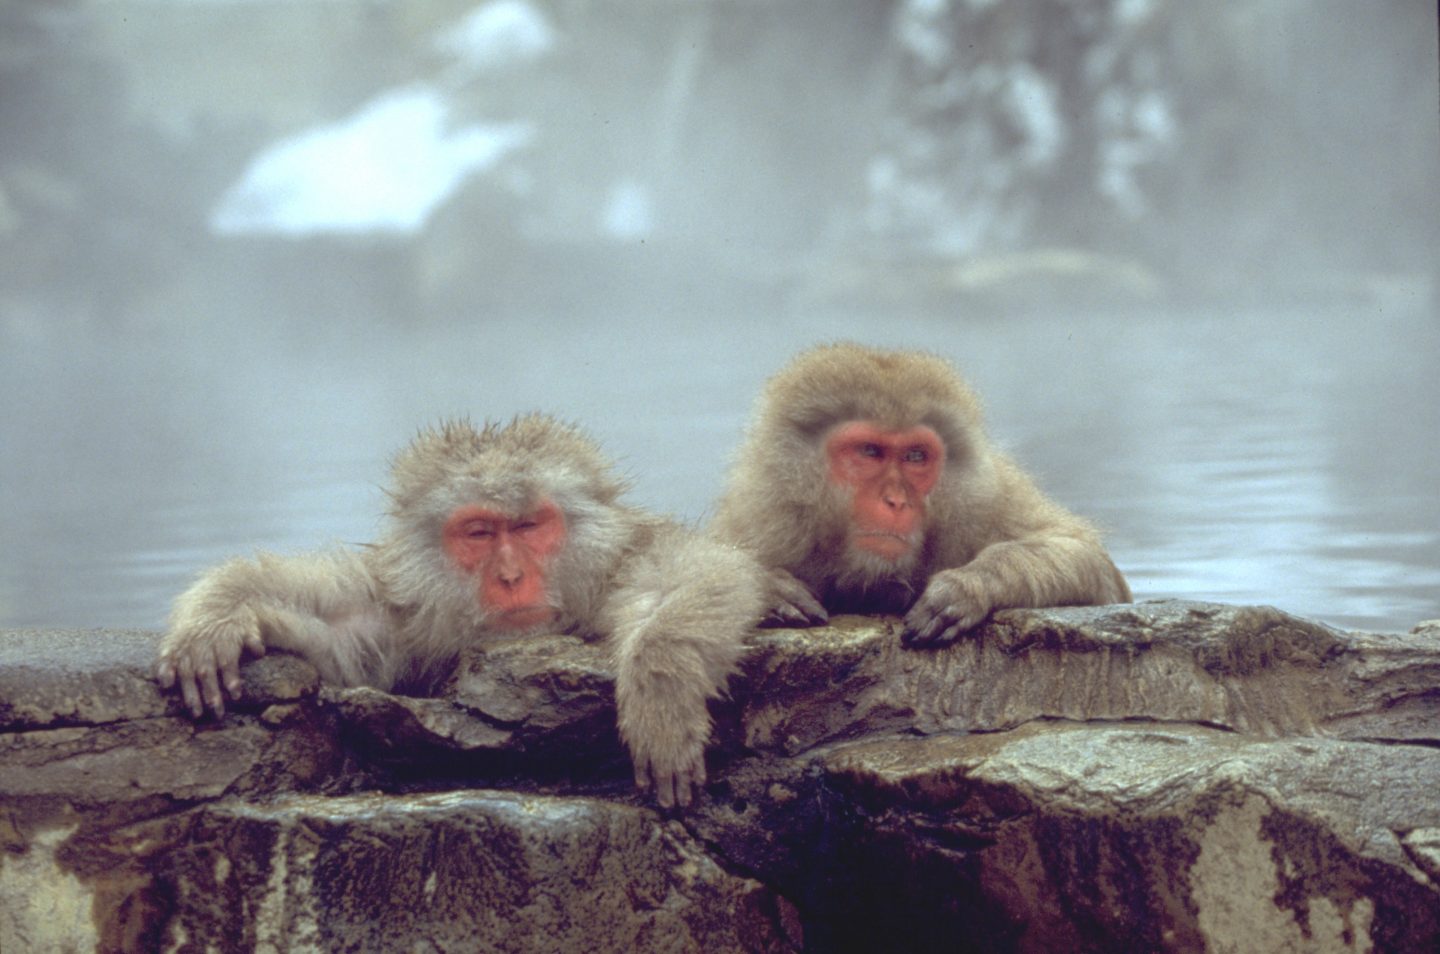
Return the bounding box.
[710,342,1130,646]
[157,415,765,808]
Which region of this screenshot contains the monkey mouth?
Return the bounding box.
[490,605,558,631]
[852,531,916,560]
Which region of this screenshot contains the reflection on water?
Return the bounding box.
[2,291,1437,634]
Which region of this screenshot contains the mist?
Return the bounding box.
[1,0,1437,633]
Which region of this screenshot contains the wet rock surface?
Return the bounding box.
[2,600,1437,952]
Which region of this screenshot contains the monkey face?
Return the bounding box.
[824,422,945,561]
[441,501,567,630]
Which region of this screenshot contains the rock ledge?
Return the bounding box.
[2,600,1436,952]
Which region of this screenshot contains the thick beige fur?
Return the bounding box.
[159,414,765,808]
[710,342,1130,642]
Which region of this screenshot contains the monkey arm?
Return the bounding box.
[602,527,767,809]
[902,532,1131,647]
[157,549,388,717]
[709,488,827,627]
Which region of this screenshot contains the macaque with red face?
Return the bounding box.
[710,342,1130,646]
[158,415,765,808]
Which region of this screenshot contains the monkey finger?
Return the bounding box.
[927,620,969,648]
[911,601,987,646]
[674,778,694,810]
[764,603,812,628]
[781,602,828,627]
[771,578,827,625]
[221,663,244,700]
[178,671,204,718]
[243,630,266,657]
[634,758,652,792]
[654,769,677,810]
[900,611,945,647]
[218,647,245,700]
[155,658,176,688]
[900,627,932,648]
[792,594,829,625]
[681,760,706,809]
[913,615,964,647]
[198,665,226,718]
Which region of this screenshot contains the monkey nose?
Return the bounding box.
[882,490,909,511]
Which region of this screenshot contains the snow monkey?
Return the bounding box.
[710,342,1130,646]
[157,415,766,808]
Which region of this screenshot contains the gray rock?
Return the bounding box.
[0,629,320,731]
[0,629,170,729]
[151,790,800,953]
[739,601,1440,752]
[323,633,627,778]
[815,723,1440,952]
[2,601,1438,952]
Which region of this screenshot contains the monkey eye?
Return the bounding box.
[859,443,884,459]
[464,524,497,539]
[902,447,929,463]
[512,520,539,532]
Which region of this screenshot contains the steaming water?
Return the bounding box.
[2,0,1436,635]
[2,288,1436,634]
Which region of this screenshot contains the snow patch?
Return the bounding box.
[210,85,533,237]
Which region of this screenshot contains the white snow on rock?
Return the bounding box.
[210,85,533,237]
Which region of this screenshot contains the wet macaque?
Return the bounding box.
[710,342,1131,646]
[158,415,765,808]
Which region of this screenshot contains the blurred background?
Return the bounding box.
[0,0,1436,633]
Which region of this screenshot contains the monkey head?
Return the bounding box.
[731,343,984,576]
[378,415,634,634]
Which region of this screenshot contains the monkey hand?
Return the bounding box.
[629,729,708,811]
[156,608,267,719]
[900,570,992,648]
[761,567,829,627]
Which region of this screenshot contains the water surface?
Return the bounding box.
[3,289,1435,634]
